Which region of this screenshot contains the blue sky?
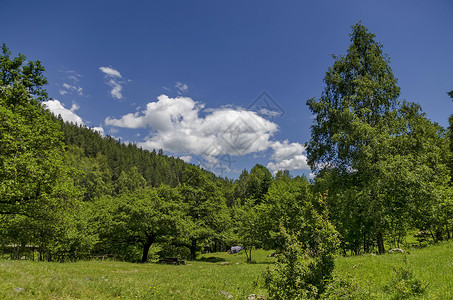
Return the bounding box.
[1,0,452,178]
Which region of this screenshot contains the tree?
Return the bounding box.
[0,43,48,101]
[0,44,86,261]
[178,165,229,260]
[0,81,77,218]
[306,22,451,254]
[66,146,114,201]
[115,166,147,194]
[233,164,273,204]
[307,22,402,254]
[233,198,262,263]
[307,22,400,172]
[0,44,72,217]
[264,193,339,299]
[258,175,313,250]
[97,185,182,263]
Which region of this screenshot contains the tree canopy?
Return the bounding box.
[307,22,452,254]
[0,43,48,101]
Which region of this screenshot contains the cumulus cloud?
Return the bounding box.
[104,95,313,174]
[266,140,310,173]
[179,155,192,163]
[42,100,83,125]
[105,94,278,157]
[99,66,124,99]
[92,126,105,136]
[42,100,105,136]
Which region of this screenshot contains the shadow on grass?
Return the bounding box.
[246,261,275,265]
[199,256,276,265]
[198,256,226,263]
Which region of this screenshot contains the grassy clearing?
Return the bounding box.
[334,241,453,299]
[0,250,273,299]
[1,242,452,299]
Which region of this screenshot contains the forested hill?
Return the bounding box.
[60,120,186,187]
[58,119,232,199]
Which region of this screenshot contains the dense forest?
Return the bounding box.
[1,22,453,297]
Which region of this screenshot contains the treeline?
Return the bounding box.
[1,22,453,266]
[60,121,187,193]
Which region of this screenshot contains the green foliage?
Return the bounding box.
[178,165,230,260]
[233,164,273,204]
[259,175,312,250]
[322,274,370,299]
[233,198,261,262]
[0,84,76,217]
[96,185,183,262]
[384,262,427,299]
[307,22,453,255]
[264,194,339,299]
[116,166,147,194]
[307,21,400,170]
[66,146,114,201]
[0,44,90,260]
[60,121,188,189]
[0,43,48,101]
[265,231,319,299]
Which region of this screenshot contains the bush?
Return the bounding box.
[263,193,340,299]
[384,260,427,299]
[322,274,371,299]
[264,225,339,298]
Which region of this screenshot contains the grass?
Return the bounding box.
[334,241,453,299]
[0,249,273,299]
[0,242,452,299]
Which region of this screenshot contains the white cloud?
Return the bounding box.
[266,140,310,173]
[99,67,122,78]
[42,100,83,125]
[108,79,123,99]
[70,102,80,112]
[179,155,192,163]
[99,66,124,99]
[105,94,278,157]
[175,82,188,94]
[92,126,105,136]
[60,82,83,96]
[104,95,314,175]
[43,100,105,136]
[67,75,80,82]
[62,83,72,89]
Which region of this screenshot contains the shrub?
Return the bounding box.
[264,194,339,299]
[322,274,371,299]
[384,260,427,299]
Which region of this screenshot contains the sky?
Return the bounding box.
[1,0,452,179]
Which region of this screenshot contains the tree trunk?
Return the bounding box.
[376,227,385,254]
[363,233,369,253]
[190,238,197,260]
[141,235,155,263]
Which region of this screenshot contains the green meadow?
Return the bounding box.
[1,242,452,299]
